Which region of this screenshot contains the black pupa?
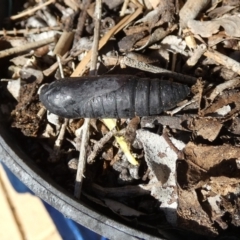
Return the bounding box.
[39,75,190,119]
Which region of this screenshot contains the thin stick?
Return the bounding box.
[0,36,56,59]
[49,54,69,162]
[74,0,102,199]
[73,0,92,45]
[10,0,56,20]
[87,129,115,164]
[74,118,90,198]
[162,127,184,159]
[122,56,197,84]
[53,118,68,152]
[208,78,240,102]
[0,26,61,36]
[56,55,64,78]
[102,119,139,165]
[167,97,198,115]
[120,0,130,16]
[43,52,70,76]
[204,49,240,75]
[37,106,47,119]
[90,0,101,74]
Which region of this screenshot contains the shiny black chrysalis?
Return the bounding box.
[39,75,190,119]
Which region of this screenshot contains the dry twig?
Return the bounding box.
[48,52,69,162]
[74,0,102,199]
[120,0,130,16]
[0,27,61,36]
[0,36,56,59]
[90,0,101,74]
[162,127,184,159]
[208,78,240,102]
[10,0,56,20]
[204,49,240,75]
[37,106,47,120]
[54,118,69,152]
[56,55,64,78]
[91,183,150,198]
[43,52,70,76]
[73,0,92,45]
[87,129,116,164]
[167,97,198,116]
[74,118,90,198]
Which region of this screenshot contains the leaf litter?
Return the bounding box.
[1,0,240,239]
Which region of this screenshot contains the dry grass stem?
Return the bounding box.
[120,0,130,16]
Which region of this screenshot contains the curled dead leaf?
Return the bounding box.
[188,15,240,37]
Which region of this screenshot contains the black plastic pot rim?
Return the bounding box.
[0,125,162,240]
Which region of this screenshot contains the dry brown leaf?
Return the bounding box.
[177,142,240,189]
[184,142,240,171]
[124,116,140,144]
[177,189,218,236]
[118,31,148,52]
[135,0,175,30]
[229,117,240,134]
[209,176,240,196]
[199,176,240,229]
[187,117,222,141]
[136,27,175,51]
[201,89,240,117]
[208,31,228,46]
